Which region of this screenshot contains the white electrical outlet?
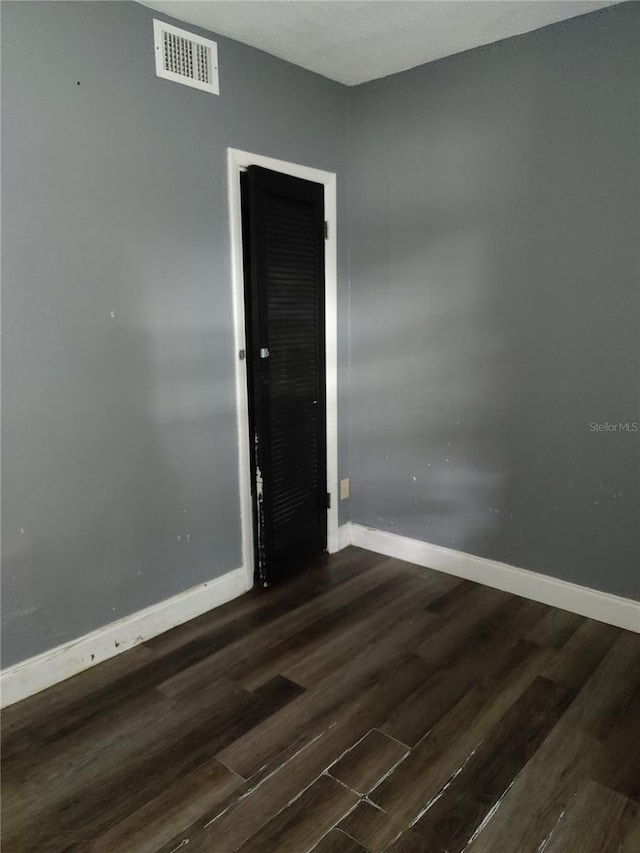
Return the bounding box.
[340,478,350,500]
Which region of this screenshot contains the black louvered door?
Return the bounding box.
[241,166,327,586]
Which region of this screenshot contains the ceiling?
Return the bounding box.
[139,0,621,86]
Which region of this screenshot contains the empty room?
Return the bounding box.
[1,0,639,850]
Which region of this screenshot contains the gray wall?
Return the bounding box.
[1,1,350,667]
[349,2,639,600]
[3,1,638,671]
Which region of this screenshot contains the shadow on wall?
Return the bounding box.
[350,78,533,560]
[349,31,639,599]
[349,210,515,559]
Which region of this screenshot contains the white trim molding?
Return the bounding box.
[346,523,640,634]
[227,148,340,569]
[0,567,250,708]
[337,523,352,551]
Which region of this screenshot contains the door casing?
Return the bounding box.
[227,148,339,590]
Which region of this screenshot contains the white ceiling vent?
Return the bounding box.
[153,19,219,95]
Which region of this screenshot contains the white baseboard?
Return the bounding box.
[0,567,251,708]
[4,525,636,708]
[347,523,639,634]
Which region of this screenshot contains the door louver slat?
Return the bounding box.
[265,195,322,550]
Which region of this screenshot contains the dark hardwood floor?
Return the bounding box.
[2,546,639,852]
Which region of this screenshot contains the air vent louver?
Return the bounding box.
[153,19,219,95]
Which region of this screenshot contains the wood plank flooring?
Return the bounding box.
[2,546,639,852]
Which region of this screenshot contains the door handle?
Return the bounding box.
[260,348,270,359]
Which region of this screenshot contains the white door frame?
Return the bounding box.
[227,148,339,590]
